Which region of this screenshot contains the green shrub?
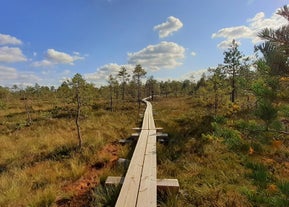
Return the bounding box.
[190,134,212,156]
[278,180,289,199]
[255,101,278,131]
[235,119,263,133]
[213,115,227,124]
[245,162,271,188]
[212,123,249,152]
[244,189,287,207]
[251,142,263,153]
[279,105,289,117]
[174,115,214,138]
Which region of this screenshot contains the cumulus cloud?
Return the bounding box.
[0,46,27,62]
[46,49,80,64]
[212,26,253,40]
[85,63,120,81]
[184,69,208,82]
[248,11,286,42]
[154,16,183,38]
[32,49,84,67]
[85,41,185,85]
[17,72,41,83]
[0,33,22,45]
[217,39,242,50]
[128,41,185,71]
[85,63,134,83]
[0,65,40,86]
[0,65,18,80]
[212,8,287,49]
[32,60,53,67]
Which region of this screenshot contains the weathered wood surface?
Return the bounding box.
[115,98,157,207]
[106,176,179,193]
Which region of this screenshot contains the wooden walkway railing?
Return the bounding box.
[106,97,179,207]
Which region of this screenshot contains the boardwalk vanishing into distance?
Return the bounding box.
[106,97,179,207]
[115,97,157,206]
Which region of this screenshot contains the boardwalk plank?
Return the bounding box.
[115,98,157,207]
[137,129,157,206]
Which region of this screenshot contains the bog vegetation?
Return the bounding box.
[1,5,289,207]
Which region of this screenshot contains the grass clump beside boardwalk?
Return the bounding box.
[153,96,289,206]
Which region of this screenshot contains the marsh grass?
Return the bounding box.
[245,162,272,188]
[2,93,289,206]
[0,97,137,206]
[27,186,57,207]
[90,185,121,206]
[153,96,289,206]
[158,190,179,207]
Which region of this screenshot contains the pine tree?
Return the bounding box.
[69,73,90,149]
[223,40,244,102]
[118,66,130,101]
[133,64,146,108]
[257,5,289,76]
[107,74,118,111]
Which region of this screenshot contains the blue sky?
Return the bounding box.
[0,0,288,87]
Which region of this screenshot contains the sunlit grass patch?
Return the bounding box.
[0,168,31,206]
[27,186,57,207]
[0,99,137,205]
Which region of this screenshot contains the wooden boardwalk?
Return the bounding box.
[106,97,179,206]
[115,98,157,207]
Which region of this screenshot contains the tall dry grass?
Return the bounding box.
[0,97,137,206]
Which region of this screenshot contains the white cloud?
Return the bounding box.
[85,64,117,81]
[0,65,18,80]
[47,49,77,64]
[128,41,185,71]
[248,11,286,31]
[32,59,53,67]
[32,49,84,67]
[85,63,134,84]
[85,41,186,85]
[154,16,183,38]
[212,26,253,40]
[217,39,242,50]
[0,46,27,62]
[59,77,71,84]
[17,72,41,83]
[0,65,41,87]
[191,51,197,56]
[62,69,71,75]
[184,68,208,82]
[248,11,286,43]
[212,8,288,48]
[0,34,22,45]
